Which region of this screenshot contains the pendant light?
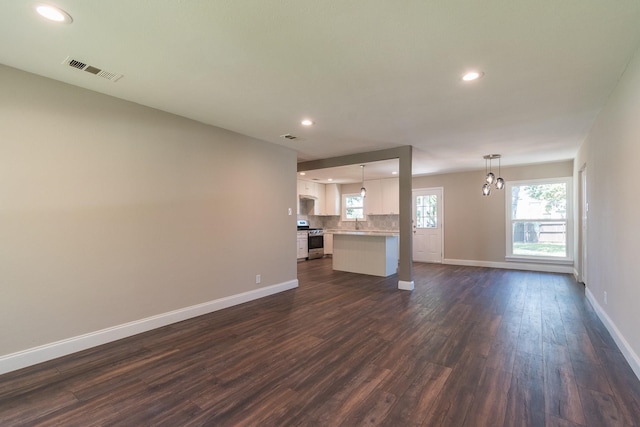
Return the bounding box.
[482,154,504,196]
[495,156,505,189]
[360,165,367,198]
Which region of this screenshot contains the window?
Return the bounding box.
[342,193,364,221]
[506,178,572,262]
[416,194,438,228]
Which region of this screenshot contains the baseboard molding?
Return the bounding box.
[398,280,414,291]
[0,279,298,375]
[585,288,640,381]
[443,258,574,274]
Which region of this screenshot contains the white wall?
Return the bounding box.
[0,65,298,371]
[576,45,640,376]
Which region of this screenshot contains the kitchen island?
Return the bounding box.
[331,231,399,277]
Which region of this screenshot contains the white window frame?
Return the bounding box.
[505,177,573,264]
[342,193,366,222]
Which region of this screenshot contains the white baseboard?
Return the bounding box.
[443,258,574,274]
[398,280,414,291]
[585,288,640,381]
[0,279,298,375]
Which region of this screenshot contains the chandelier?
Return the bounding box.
[482,154,504,196]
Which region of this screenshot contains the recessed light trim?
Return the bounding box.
[301,119,314,126]
[462,71,484,82]
[35,3,73,23]
[299,172,306,176]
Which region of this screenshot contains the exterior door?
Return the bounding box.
[413,188,443,263]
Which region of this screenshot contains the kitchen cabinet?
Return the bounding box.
[299,179,340,216]
[298,180,315,215]
[364,178,399,215]
[298,179,327,216]
[332,232,399,277]
[364,179,382,215]
[321,183,341,216]
[298,180,320,198]
[312,183,325,215]
[381,178,399,214]
[297,231,308,259]
[324,233,333,255]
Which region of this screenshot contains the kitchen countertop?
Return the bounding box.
[326,230,399,237]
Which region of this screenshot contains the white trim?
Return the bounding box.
[585,288,640,381]
[398,280,414,291]
[505,255,574,265]
[0,279,298,375]
[443,258,574,274]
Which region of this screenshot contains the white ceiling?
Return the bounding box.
[2,1,640,180]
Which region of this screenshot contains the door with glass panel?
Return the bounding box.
[413,188,443,263]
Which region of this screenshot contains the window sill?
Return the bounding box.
[505,255,574,265]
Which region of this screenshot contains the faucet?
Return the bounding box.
[355,218,360,230]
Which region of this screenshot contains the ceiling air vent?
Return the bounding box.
[62,56,123,82]
[280,134,297,140]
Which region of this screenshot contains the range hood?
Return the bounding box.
[299,194,318,200]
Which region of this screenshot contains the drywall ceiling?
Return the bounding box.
[2,1,640,177]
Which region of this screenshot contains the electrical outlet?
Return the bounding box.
[256,274,261,284]
[288,208,292,215]
[604,291,608,305]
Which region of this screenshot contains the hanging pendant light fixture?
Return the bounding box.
[495,156,505,190]
[485,158,495,184]
[360,165,367,197]
[482,154,504,196]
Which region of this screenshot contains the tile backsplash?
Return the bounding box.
[298,214,399,232]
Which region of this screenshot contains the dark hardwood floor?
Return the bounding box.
[2,258,640,426]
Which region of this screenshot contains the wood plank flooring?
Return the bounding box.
[2,259,640,426]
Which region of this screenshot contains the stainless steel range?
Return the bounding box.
[297,220,324,259]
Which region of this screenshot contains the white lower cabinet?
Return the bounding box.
[297,232,308,259]
[324,233,333,255]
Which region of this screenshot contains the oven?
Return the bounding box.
[307,229,324,259]
[297,220,324,260]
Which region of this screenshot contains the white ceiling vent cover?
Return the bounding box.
[62,57,123,82]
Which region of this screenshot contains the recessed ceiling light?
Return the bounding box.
[462,71,483,82]
[328,178,333,182]
[35,4,73,23]
[391,171,398,175]
[299,172,306,176]
[301,119,314,126]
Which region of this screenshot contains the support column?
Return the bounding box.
[397,146,414,290]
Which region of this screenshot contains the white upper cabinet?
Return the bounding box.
[323,183,341,216]
[298,179,331,215]
[312,182,325,215]
[364,178,399,215]
[298,180,319,198]
[381,178,399,214]
[364,179,382,215]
